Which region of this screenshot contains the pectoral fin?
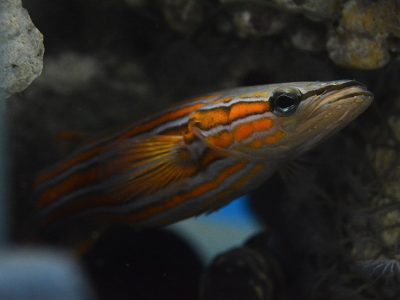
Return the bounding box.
[105,135,199,201]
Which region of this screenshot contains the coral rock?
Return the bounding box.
[0,0,44,98]
[327,31,390,70]
[327,0,400,69]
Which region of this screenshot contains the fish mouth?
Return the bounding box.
[304,80,373,119]
[318,81,373,105]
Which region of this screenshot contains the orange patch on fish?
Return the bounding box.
[229,102,270,121]
[252,118,273,131]
[233,123,253,141]
[192,109,229,131]
[233,118,273,142]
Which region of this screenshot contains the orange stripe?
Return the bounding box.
[233,123,253,141]
[228,102,270,121]
[111,162,247,223]
[37,167,100,208]
[35,147,105,186]
[233,118,273,142]
[253,118,273,131]
[37,137,169,208]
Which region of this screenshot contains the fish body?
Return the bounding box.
[35,80,373,230]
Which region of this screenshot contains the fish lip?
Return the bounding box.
[316,81,374,106]
[326,89,374,105]
[302,82,373,120]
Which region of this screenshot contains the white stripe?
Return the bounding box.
[146,116,189,136]
[198,97,267,111]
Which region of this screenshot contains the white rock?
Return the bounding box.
[0,0,44,98]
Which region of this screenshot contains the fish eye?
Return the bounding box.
[271,92,301,116]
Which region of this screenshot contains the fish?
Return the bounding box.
[34,80,373,232]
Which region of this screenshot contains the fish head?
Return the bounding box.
[264,80,373,159]
[190,80,373,161]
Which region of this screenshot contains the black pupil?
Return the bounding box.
[276,95,296,109]
[272,92,300,116]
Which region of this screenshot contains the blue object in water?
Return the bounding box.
[169,195,262,262]
[197,195,260,228]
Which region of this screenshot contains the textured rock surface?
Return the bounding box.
[345,84,400,286]
[0,0,44,98]
[327,0,400,69]
[201,232,286,300]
